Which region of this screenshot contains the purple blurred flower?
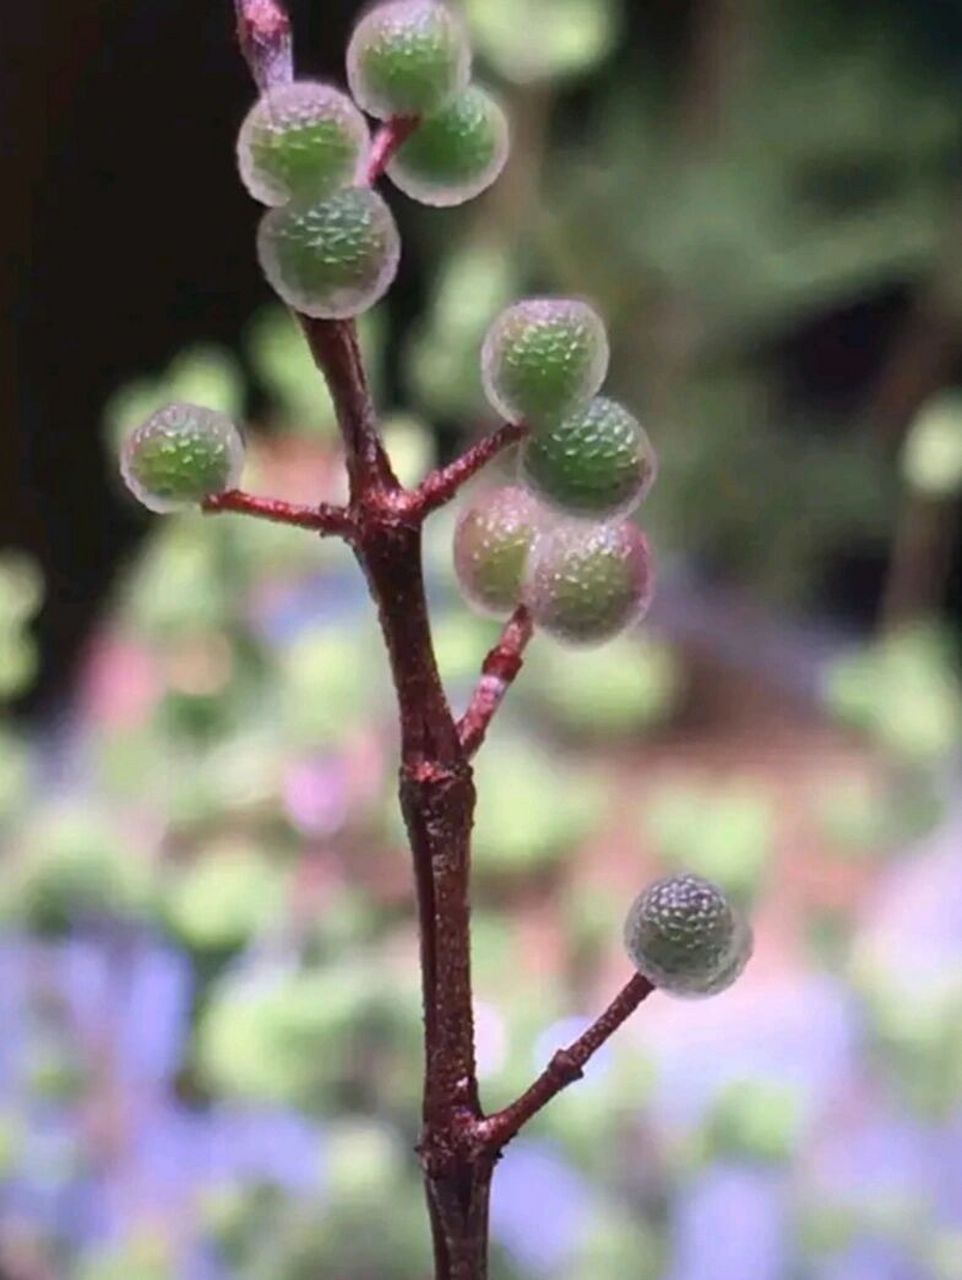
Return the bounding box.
[666,1164,789,1280]
[491,1140,595,1273]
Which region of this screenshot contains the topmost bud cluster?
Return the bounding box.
[347,0,471,120]
[240,2,509,318]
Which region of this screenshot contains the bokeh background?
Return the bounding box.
[3,0,962,1276]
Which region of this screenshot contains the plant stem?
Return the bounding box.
[477,973,654,1150]
[459,606,534,757]
[203,491,352,533]
[228,7,654,1275]
[367,116,422,183]
[414,421,526,516]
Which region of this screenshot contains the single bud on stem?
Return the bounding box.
[623,873,753,998]
[120,403,245,513]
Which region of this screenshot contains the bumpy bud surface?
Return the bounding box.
[237,81,370,206]
[521,396,657,518]
[347,0,471,120]
[523,519,653,645]
[387,85,509,207]
[482,298,609,426]
[257,187,400,319]
[623,873,753,998]
[453,485,540,617]
[121,403,245,513]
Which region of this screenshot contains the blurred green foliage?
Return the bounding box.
[824,624,962,764]
[643,781,775,905]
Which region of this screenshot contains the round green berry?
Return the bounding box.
[237,81,370,206]
[387,85,509,207]
[453,485,540,617]
[257,186,400,319]
[482,298,609,425]
[521,397,657,518]
[120,403,245,513]
[623,873,753,998]
[524,519,653,646]
[347,0,471,120]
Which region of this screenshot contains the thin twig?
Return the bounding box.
[458,606,534,757]
[203,490,353,534]
[366,116,421,183]
[233,0,292,91]
[414,421,526,516]
[477,974,654,1152]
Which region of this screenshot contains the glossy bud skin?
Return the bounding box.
[482,298,609,426]
[524,519,653,646]
[121,403,245,513]
[623,873,753,998]
[521,396,657,519]
[257,187,400,319]
[347,0,471,120]
[237,81,370,206]
[453,485,540,617]
[387,85,509,207]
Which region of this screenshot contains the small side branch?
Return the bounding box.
[413,422,526,517]
[477,973,654,1152]
[203,491,353,535]
[366,117,421,183]
[234,0,292,91]
[458,606,534,757]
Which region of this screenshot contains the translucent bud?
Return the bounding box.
[257,187,400,319]
[453,485,540,617]
[120,403,245,513]
[387,85,509,207]
[347,0,471,120]
[523,519,653,646]
[623,873,753,998]
[482,298,609,425]
[521,396,657,519]
[237,81,370,206]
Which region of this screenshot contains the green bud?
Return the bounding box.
[257,186,400,319]
[524,518,653,645]
[237,81,370,206]
[521,396,656,518]
[120,403,245,513]
[623,873,753,998]
[482,298,609,425]
[453,485,540,617]
[347,0,471,120]
[388,85,509,207]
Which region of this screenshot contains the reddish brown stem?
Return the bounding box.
[233,0,292,90]
[414,421,527,516]
[458,606,534,757]
[227,7,650,1275]
[477,974,654,1151]
[299,318,399,498]
[234,6,486,1273]
[366,116,421,183]
[203,490,352,534]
